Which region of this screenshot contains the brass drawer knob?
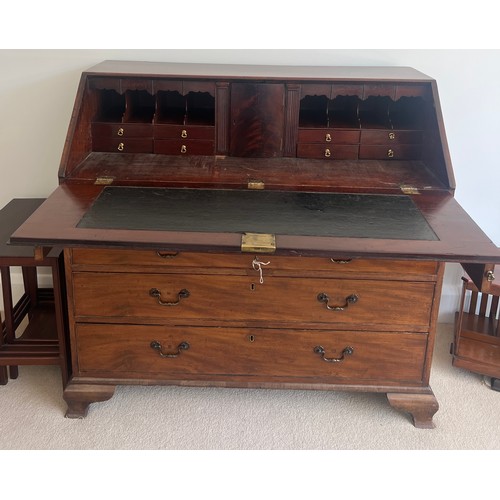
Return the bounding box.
[325,133,332,142]
[117,142,124,152]
[117,127,124,136]
[388,132,395,140]
[486,270,496,282]
[181,129,188,138]
[313,345,354,363]
[387,148,394,158]
[181,145,187,154]
[324,148,331,158]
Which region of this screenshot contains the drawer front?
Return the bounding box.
[297,129,360,144]
[359,144,421,160]
[455,332,500,367]
[75,324,427,383]
[154,139,214,155]
[72,272,435,330]
[360,130,423,145]
[91,122,153,138]
[70,248,438,278]
[296,144,359,160]
[154,124,214,140]
[92,137,153,153]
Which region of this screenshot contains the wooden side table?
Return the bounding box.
[453,264,500,390]
[0,199,69,386]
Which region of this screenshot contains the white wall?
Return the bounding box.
[1,49,499,321]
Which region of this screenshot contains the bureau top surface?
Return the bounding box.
[84,60,434,82]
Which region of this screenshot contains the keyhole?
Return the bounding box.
[250,283,256,291]
[248,335,255,343]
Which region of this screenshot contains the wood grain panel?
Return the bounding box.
[229,83,284,157]
[76,324,427,383]
[71,272,435,330]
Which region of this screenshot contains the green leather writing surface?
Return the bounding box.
[77,187,438,241]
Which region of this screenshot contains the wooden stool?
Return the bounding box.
[0,199,69,386]
[452,264,500,390]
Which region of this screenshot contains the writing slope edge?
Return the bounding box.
[9,184,500,265]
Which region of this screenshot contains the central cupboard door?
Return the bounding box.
[229,83,284,157]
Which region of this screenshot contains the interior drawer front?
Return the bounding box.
[359,145,421,160]
[91,122,153,138]
[70,248,438,277]
[360,130,423,145]
[72,272,434,330]
[154,139,214,155]
[153,124,214,140]
[75,323,427,383]
[296,144,358,160]
[297,129,360,144]
[92,137,153,153]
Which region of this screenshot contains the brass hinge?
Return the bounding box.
[248,180,265,190]
[241,233,276,253]
[95,176,115,185]
[400,185,420,195]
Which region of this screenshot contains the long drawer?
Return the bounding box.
[71,272,435,330]
[70,248,438,280]
[75,323,427,383]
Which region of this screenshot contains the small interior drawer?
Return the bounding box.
[296,144,358,160]
[91,122,153,138]
[153,124,215,140]
[92,137,153,154]
[297,129,360,144]
[154,139,214,155]
[360,130,423,145]
[359,144,422,160]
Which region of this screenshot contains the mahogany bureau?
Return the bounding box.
[10,61,500,427]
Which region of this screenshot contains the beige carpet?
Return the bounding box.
[1,322,499,450]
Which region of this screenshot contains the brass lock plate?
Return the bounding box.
[241,233,276,253]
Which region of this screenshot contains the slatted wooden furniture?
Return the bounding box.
[453,264,500,390]
[0,199,69,386]
[10,61,500,427]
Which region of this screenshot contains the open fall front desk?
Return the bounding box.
[11,61,500,427]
